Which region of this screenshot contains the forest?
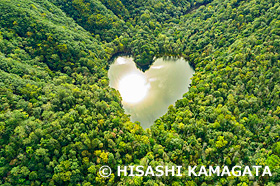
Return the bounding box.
[0,0,280,185]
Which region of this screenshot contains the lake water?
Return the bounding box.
[108,56,194,129]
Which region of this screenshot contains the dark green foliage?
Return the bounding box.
[0,0,279,185]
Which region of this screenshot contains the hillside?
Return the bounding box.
[0,0,279,185]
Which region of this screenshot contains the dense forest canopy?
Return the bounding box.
[0,0,280,185]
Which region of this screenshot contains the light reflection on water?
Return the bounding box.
[108,56,195,129]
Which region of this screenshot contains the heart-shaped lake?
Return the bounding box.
[108,56,194,129]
